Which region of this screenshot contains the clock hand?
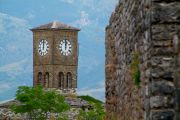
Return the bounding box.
[43,40,45,50]
[65,40,67,50]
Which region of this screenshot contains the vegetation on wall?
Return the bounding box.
[130,52,141,87]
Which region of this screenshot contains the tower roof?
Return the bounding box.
[31,21,80,31]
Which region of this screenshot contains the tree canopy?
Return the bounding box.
[10,86,70,120]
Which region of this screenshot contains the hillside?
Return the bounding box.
[0,93,104,120]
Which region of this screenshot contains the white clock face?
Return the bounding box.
[59,39,72,56]
[38,39,49,56]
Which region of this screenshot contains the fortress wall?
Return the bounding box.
[105,0,180,120]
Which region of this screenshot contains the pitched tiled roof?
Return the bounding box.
[31,21,80,31]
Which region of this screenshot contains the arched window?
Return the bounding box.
[59,72,64,89]
[44,72,49,88]
[37,72,42,85]
[67,72,72,88]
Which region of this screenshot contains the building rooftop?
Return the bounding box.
[31,21,80,31]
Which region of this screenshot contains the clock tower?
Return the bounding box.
[30,21,80,92]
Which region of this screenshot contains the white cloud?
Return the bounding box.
[6,45,19,52]
[78,87,104,95]
[59,0,74,4]
[0,84,11,94]
[73,11,91,28]
[0,18,6,34]
[79,0,118,14]
[0,13,33,93]
[79,55,100,74]
[0,59,27,73]
[0,58,30,79]
[79,0,95,10]
[0,12,29,37]
[0,47,6,56]
[78,81,105,101]
[0,13,28,29]
[0,84,11,90]
[0,12,32,67]
[59,0,118,6]
[25,11,35,20]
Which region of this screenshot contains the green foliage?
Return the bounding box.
[10,86,70,120]
[58,114,68,120]
[130,52,141,87]
[77,95,105,120]
[78,109,104,120]
[78,95,103,104]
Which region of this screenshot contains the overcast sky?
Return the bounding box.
[0,0,118,101]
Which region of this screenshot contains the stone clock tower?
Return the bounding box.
[30,21,80,91]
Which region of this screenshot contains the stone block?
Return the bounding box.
[152,0,180,2]
[151,81,175,95]
[144,98,150,111]
[150,110,174,120]
[151,47,174,56]
[175,89,180,112]
[152,2,180,23]
[151,56,174,68]
[150,96,174,108]
[152,24,180,41]
[151,67,174,81]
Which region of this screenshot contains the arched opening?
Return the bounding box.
[37,72,42,85]
[67,72,72,88]
[44,72,49,88]
[59,72,64,89]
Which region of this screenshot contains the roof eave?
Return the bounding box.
[30,28,81,32]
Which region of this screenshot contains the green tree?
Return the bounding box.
[77,95,105,120]
[10,86,70,120]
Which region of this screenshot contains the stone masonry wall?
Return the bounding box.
[105,0,180,120]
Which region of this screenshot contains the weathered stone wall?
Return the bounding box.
[105,0,180,120]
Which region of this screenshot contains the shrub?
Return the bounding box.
[77,95,105,120]
[10,86,70,120]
